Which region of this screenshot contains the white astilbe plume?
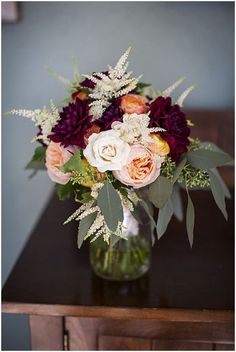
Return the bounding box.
[176,85,195,107]
[162,76,187,98]
[9,99,60,145]
[82,47,141,119]
[112,113,166,145]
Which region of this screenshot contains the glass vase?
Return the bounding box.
[89,207,152,281]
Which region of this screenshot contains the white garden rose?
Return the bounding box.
[83,130,131,172]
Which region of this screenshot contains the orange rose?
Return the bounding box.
[148,134,170,156]
[45,142,76,184]
[113,145,164,188]
[84,125,101,145]
[120,94,148,114]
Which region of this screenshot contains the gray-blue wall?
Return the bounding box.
[2,2,234,350]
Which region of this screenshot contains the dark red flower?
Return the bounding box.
[95,99,123,131]
[80,71,109,90]
[49,99,92,149]
[149,96,190,162]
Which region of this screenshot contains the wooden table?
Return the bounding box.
[2,187,234,350]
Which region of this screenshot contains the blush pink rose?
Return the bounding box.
[45,141,76,185]
[120,94,148,114]
[113,145,164,189]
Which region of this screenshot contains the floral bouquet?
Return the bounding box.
[8,48,232,280]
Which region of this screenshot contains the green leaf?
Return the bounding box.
[110,234,122,247]
[56,182,74,201]
[210,168,231,199]
[44,65,72,86]
[172,156,187,183]
[148,176,173,208]
[78,212,97,248]
[141,200,156,245]
[156,198,173,239]
[97,181,123,232]
[171,184,183,221]
[75,188,92,204]
[187,149,232,170]
[186,189,195,248]
[60,150,84,173]
[32,146,46,162]
[208,169,228,220]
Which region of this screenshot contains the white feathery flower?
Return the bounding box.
[9,100,60,144]
[76,206,100,221]
[83,48,141,119]
[112,113,165,145]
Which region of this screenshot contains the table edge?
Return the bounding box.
[2,302,234,322]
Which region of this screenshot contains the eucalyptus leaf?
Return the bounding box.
[210,168,231,199]
[140,200,156,245]
[186,189,195,248]
[171,184,184,221]
[110,234,121,247]
[78,212,97,248]
[201,142,234,164]
[208,169,228,220]
[156,198,173,239]
[60,150,84,173]
[187,149,232,170]
[97,182,123,232]
[172,156,187,183]
[149,176,173,208]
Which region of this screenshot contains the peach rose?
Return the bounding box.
[45,141,76,185]
[113,145,164,189]
[120,94,148,114]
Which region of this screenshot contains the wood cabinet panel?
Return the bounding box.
[29,315,63,350]
[152,340,213,350]
[99,335,151,350]
[66,317,234,351]
[214,343,234,350]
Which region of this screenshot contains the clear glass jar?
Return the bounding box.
[90,207,152,281]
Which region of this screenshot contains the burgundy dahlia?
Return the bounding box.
[149,96,190,162]
[95,99,123,131]
[49,99,92,149]
[80,71,109,90]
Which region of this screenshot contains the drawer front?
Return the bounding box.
[65,317,234,351]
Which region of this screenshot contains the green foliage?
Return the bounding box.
[134,82,151,94]
[56,182,74,201]
[171,184,183,221]
[148,176,173,208]
[60,150,84,173]
[186,188,195,248]
[78,212,97,248]
[208,169,228,220]
[172,157,187,183]
[97,181,123,232]
[161,157,176,180]
[44,65,72,86]
[156,198,173,239]
[178,165,210,188]
[187,149,232,170]
[75,186,92,203]
[32,146,46,162]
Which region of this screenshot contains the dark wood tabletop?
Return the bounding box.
[2,185,234,321]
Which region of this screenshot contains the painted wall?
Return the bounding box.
[2,2,234,350]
